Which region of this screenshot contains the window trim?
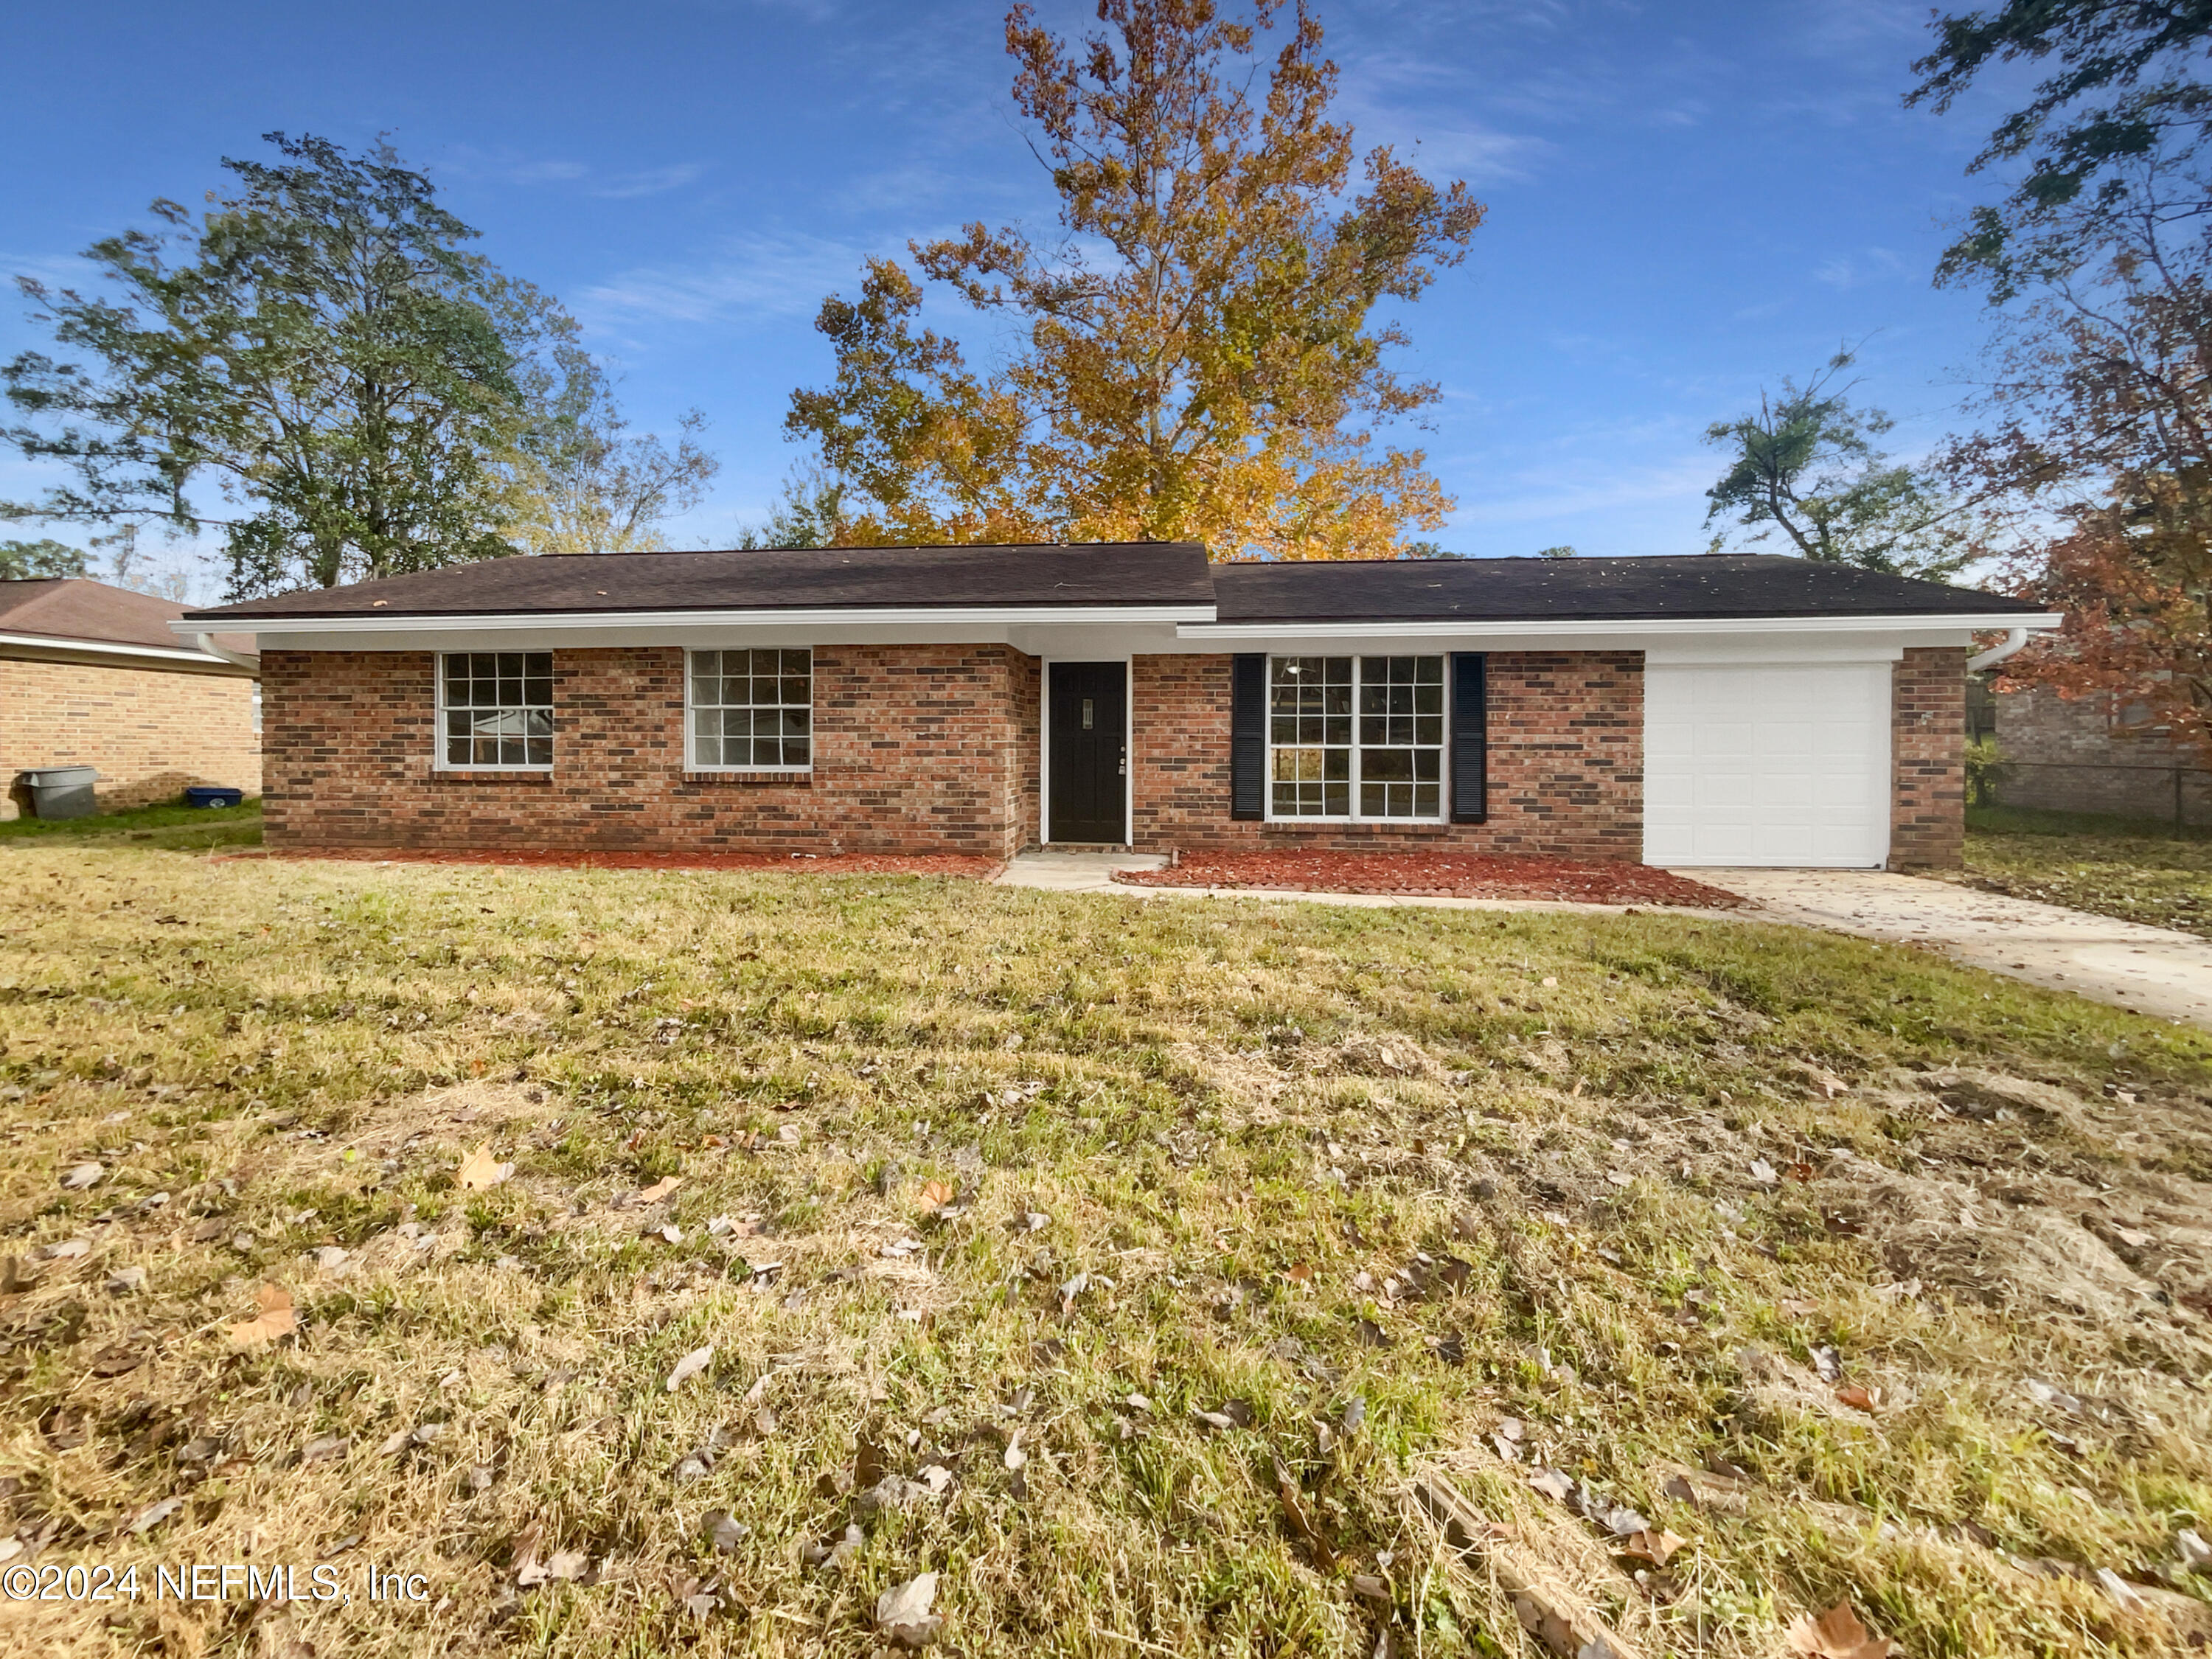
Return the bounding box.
[684,646,815,775]
[434,650,554,773]
[1262,653,1449,825]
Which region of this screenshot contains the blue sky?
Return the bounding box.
[0,0,2034,598]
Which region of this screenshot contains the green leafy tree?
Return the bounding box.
[1908,1,2212,295]
[1703,352,1964,577]
[2,133,583,598]
[785,0,1484,558]
[1535,543,1576,559]
[0,538,88,580]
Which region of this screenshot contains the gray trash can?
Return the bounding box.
[19,766,99,820]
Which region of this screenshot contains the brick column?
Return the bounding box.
[1892,646,1966,869]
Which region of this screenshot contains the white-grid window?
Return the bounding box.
[1268,655,1444,820]
[440,652,552,769]
[689,649,812,771]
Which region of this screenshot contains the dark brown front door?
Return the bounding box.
[1048,661,1126,843]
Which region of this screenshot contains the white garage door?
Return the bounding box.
[1644,662,1891,868]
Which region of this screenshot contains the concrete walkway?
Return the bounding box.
[1690,867,2212,1029]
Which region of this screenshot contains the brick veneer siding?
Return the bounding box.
[1989,684,2211,823]
[1891,645,1966,869]
[0,655,258,819]
[1129,651,1644,859]
[261,644,1040,858]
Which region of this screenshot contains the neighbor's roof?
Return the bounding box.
[1208,554,2045,622]
[0,577,256,659]
[183,542,1218,619]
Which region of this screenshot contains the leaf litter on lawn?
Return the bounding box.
[3,844,2211,1657]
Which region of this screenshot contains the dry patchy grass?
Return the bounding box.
[1,844,2210,1657]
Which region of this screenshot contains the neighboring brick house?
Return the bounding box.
[1,578,260,818]
[178,544,2055,869]
[1985,681,2211,824]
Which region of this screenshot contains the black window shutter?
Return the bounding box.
[1231,653,1266,820]
[1450,653,1488,824]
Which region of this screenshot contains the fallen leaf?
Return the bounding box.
[875,1571,943,1648]
[2112,1226,2154,1249]
[1834,1384,1883,1413]
[129,1497,184,1534]
[666,1344,713,1392]
[1273,1459,1337,1568]
[920,1180,955,1209]
[704,1510,748,1554]
[229,1282,297,1348]
[1618,1528,1688,1568]
[1191,1399,1256,1432]
[1750,1159,1778,1185]
[61,1163,104,1191]
[88,1343,145,1377]
[456,1144,513,1191]
[1784,1601,1895,1659]
[638,1175,682,1203]
[1528,1469,1576,1505]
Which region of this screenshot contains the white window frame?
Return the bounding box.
[1264,653,1448,824]
[684,647,815,774]
[435,650,554,773]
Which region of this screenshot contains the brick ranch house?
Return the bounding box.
[1,577,260,818]
[176,543,2056,869]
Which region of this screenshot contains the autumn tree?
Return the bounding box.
[785,0,1484,558]
[1702,351,1964,577]
[2,133,617,597]
[1936,147,2212,737]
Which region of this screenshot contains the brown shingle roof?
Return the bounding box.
[184,542,1217,620]
[0,578,199,650]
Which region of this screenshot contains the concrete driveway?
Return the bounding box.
[1691,868,2212,1029]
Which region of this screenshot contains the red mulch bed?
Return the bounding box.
[1114,850,1745,908]
[220,848,1003,880]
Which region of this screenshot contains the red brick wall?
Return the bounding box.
[0,655,259,818]
[260,644,1040,858]
[1892,645,1966,869]
[1129,651,1644,860]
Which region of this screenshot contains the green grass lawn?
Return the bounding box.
[0,797,262,854]
[1,844,2209,1657]
[1960,804,2212,939]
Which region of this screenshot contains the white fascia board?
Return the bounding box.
[1175,611,2063,643]
[0,630,243,668]
[173,603,1214,647]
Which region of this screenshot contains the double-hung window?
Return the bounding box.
[440,652,552,770]
[1268,655,1444,821]
[688,648,812,771]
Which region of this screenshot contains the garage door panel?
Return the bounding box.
[1644,662,1891,868]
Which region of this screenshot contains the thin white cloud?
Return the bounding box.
[581,231,874,324]
[437,147,709,201]
[1815,247,1907,289]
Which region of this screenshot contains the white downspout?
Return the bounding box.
[194,631,260,672]
[1966,626,2030,673]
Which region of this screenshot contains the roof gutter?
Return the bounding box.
[173,603,1218,639]
[1966,626,2032,672]
[0,629,246,667]
[1175,611,2065,641]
